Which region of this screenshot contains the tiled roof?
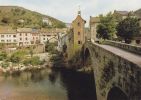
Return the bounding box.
[17,28,40,33]
[114,10,129,16]
[17,28,33,32]
[90,17,100,23]
[0,27,16,34]
[40,28,67,33]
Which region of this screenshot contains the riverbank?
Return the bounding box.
[0,53,54,75]
[50,53,93,73]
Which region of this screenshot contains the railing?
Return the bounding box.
[104,40,141,55]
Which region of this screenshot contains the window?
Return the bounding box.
[1,35,4,38]
[78,32,80,35]
[1,40,4,42]
[78,22,80,26]
[9,35,11,37]
[13,35,16,38]
[20,38,22,40]
[14,40,16,42]
[78,41,81,44]
[43,38,46,40]
[20,33,22,36]
[25,33,27,36]
[25,38,28,40]
[47,35,51,37]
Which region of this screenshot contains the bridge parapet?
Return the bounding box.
[83,42,141,100]
[104,40,141,55]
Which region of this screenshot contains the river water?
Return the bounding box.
[0,68,97,100]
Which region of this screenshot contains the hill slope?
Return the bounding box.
[0,6,66,29]
[135,9,141,18]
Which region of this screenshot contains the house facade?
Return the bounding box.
[0,28,17,48]
[17,28,33,46]
[89,16,100,42]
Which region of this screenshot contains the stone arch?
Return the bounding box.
[84,48,92,66]
[107,87,128,100]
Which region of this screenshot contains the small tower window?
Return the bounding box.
[78,22,80,26]
[78,41,81,44]
[78,32,80,35]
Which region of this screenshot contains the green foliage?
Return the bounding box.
[0,6,65,28]
[29,48,33,57]
[0,52,7,61]
[1,62,9,68]
[53,22,66,28]
[45,42,58,54]
[116,16,140,43]
[97,12,117,40]
[10,50,27,63]
[23,56,44,66]
[1,17,10,24]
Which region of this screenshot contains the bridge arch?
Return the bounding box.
[107,87,128,100]
[83,48,92,66]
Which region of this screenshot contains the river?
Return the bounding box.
[0,68,97,100]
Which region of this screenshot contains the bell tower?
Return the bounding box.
[71,9,86,54]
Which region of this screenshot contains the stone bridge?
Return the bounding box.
[82,41,141,100]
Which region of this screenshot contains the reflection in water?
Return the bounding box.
[59,69,97,100]
[0,68,97,100]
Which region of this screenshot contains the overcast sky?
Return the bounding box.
[0,0,141,25]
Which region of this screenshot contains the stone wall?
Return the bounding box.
[104,40,141,55]
[83,42,141,100]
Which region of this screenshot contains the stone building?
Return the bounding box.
[30,29,40,45]
[40,28,67,44]
[67,10,86,59]
[0,27,17,48]
[89,16,100,42]
[113,10,130,20]
[17,28,34,46]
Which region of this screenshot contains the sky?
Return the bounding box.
[0,0,141,25]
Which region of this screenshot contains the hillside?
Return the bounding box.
[0,6,66,29]
[135,9,141,18]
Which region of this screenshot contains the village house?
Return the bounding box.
[17,28,38,47]
[89,16,100,42]
[40,28,68,44]
[42,17,52,26]
[0,27,17,48]
[57,30,68,51]
[61,10,86,59]
[30,29,40,45]
[40,28,58,44]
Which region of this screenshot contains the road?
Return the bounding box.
[97,44,141,66]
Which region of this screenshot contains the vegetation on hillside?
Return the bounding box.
[0,6,66,29]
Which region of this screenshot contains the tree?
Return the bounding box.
[116,17,140,43]
[1,17,10,24]
[0,52,7,61]
[10,54,21,63]
[29,48,33,57]
[97,12,117,40]
[63,43,67,53]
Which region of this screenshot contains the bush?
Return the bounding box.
[10,50,27,63]
[23,56,45,66]
[45,42,58,54]
[0,52,7,61]
[1,62,9,68]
